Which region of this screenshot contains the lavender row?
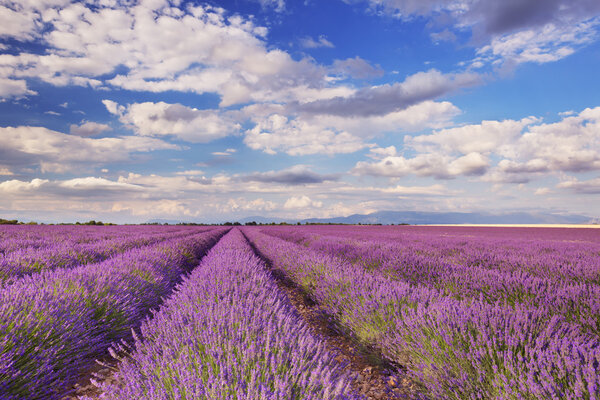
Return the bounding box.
[0,227,227,400]
[245,227,600,399]
[265,225,600,283]
[264,227,600,335]
[0,225,187,255]
[95,228,359,400]
[0,227,208,284]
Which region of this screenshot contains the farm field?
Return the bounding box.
[1,225,599,399]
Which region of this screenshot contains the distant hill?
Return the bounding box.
[299,210,592,225]
[146,210,593,226]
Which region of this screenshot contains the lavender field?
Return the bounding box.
[1,225,599,399]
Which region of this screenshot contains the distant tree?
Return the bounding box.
[82,220,105,225]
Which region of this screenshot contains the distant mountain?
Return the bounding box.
[299,210,592,225]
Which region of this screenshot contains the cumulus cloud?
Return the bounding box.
[283,195,323,209]
[0,78,36,98]
[474,20,598,67]
[517,107,600,171]
[242,165,340,185]
[244,113,368,155]
[407,117,538,154]
[0,4,43,41]
[105,101,241,143]
[294,69,481,117]
[69,121,111,137]
[0,126,178,173]
[242,99,458,155]
[354,106,600,182]
[353,152,489,179]
[0,1,332,106]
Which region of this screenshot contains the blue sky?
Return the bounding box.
[0,0,599,223]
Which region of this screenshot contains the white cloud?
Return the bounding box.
[368,146,398,159]
[407,117,538,154]
[242,100,458,156]
[0,2,331,106]
[294,69,481,117]
[380,184,449,195]
[331,57,384,79]
[106,101,241,143]
[353,152,489,179]
[0,178,49,193]
[0,4,41,41]
[474,20,599,67]
[308,100,461,137]
[0,126,178,173]
[255,0,285,13]
[58,177,143,192]
[354,106,600,182]
[0,171,445,222]
[102,100,124,116]
[244,113,368,156]
[217,198,278,214]
[0,78,36,99]
[175,170,205,176]
[284,195,323,209]
[69,121,111,137]
[299,35,335,49]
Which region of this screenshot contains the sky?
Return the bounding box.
[0,0,599,223]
